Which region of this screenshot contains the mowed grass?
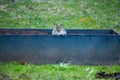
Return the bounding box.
[0,62,120,80]
[0,0,119,32]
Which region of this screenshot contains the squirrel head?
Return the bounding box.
[54,23,63,32]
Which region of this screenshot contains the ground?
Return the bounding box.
[0,62,120,80]
[0,0,119,33]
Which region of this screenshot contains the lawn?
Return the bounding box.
[0,62,120,80]
[0,0,119,32]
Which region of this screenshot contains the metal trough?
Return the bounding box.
[0,29,120,65]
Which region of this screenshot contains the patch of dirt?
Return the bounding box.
[96,71,120,80]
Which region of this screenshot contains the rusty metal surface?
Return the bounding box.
[0,29,120,65]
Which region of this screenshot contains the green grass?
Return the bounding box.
[0,0,120,33]
[0,62,120,80]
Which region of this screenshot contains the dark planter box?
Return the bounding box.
[0,29,120,65]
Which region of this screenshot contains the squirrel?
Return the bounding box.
[52,23,67,35]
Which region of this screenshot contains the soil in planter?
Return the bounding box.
[0,30,48,35]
